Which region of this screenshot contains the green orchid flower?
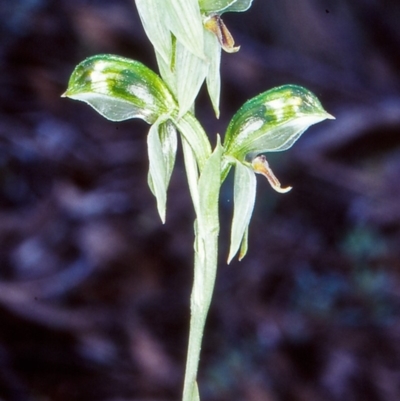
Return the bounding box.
[63,54,211,224]
[135,0,253,118]
[223,84,335,262]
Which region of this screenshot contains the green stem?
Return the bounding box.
[180,135,223,401]
[182,228,219,401]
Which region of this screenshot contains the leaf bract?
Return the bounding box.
[227,161,256,263]
[147,116,178,223]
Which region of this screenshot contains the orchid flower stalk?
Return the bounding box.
[63,1,334,400]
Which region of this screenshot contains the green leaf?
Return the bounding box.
[175,112,212,171]
[135,0,173,65]
[224,85,334,160]
[200,0,253,14]
[164,0,205,59]
[155,49,177,95]
[147,115,178,223]
[198,136,223,236]
[175,41,208,117]
[227,161,256,263]
[205,30,222,118]
[181,136,201,216]
[63,54,176,123]
[177,112,213,218]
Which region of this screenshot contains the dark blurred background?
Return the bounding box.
[1,0,400,400]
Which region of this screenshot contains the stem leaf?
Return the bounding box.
[164,0,204,59]
[175,112,212,171]
[198,136,223,237]
[205,30,222,118]
[175,41,208,117]
[147,116,178,223]
[228,161,256,263]
[135,0,173,65]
